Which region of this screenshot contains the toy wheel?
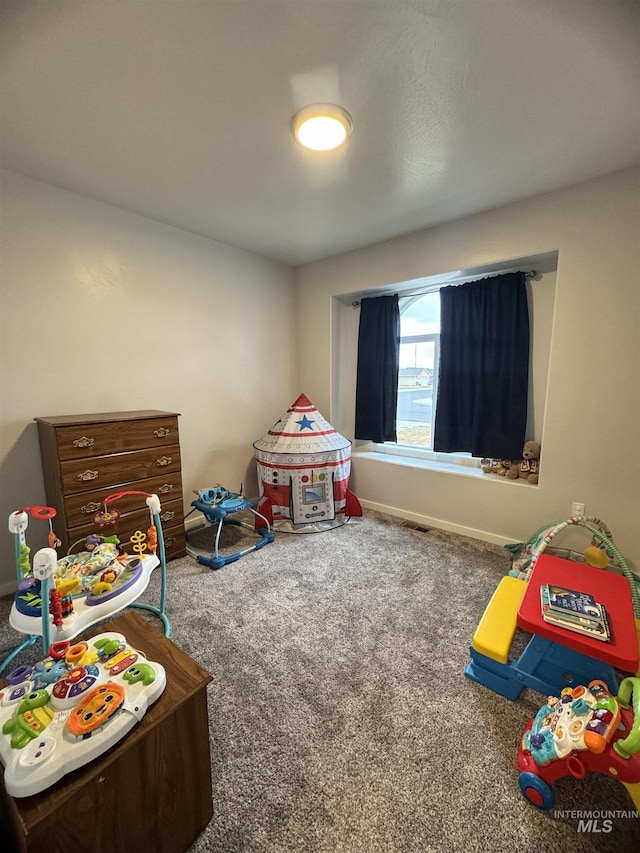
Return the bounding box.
[518,771,554,810]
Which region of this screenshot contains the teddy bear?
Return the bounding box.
[506,440,541,484]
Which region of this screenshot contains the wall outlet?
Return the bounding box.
[571,501,586,518]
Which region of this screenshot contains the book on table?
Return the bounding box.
[540,584,611,642]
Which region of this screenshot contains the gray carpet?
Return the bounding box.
[1,510,638,852]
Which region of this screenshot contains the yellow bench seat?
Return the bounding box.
[472,576,527,664]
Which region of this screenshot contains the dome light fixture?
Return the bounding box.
[291,104,353,152]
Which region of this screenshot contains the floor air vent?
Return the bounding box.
[401,522,430,533]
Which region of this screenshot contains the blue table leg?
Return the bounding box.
[465,650,525,700]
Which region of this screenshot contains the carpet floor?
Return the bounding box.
[0,510,638,852]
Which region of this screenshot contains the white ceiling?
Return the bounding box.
[1,0,639,266]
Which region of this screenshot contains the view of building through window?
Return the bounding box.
[396,291,440,449]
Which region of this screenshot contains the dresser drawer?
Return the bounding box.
[163,525,187,560]
[67,497,184,555]
[53,416,180,461]
[62,472,184,529]
[60,445,182,494]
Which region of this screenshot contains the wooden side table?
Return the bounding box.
[0,611,213,853]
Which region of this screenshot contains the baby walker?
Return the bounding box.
[185,485,274,570]
[1,491,171,675]
[517,677,640,811]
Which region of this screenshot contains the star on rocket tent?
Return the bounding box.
[253,393,362,532]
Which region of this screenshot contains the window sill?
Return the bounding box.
[352,448,536,484]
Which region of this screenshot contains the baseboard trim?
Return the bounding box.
[185,516,207,533]
[359,499,515,548]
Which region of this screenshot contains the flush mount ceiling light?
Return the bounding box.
[291,104,353,152]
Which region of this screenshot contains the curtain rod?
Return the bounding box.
[351,269,538,307]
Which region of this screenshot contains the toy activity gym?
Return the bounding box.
[0,491,173,796]
[2,491,170,676]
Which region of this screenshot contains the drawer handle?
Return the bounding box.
[158,483,174,494]
[154,427,170,438]
[77,470,99,482]
[160,511,175,522]
[156,456,172,467]
[81,501,102,514]
[165,537,177,547]
[72,436,95,449]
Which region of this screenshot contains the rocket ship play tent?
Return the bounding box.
[253,394,362,532]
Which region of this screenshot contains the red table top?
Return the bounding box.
[517,553,639,672]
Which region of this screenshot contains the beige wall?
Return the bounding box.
[1,167,638,594]
[0,169,297,592]
[295,167,640,569]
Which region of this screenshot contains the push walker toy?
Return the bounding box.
[517,677,640,811]
[0,630,166,797]
[185,485,274,569]
[1,492,171,675]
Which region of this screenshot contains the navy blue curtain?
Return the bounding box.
[433,272,529,459]
[355,294,400,443]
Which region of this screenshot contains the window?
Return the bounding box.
[345,254,557,469]
[380,289,474,465]
[395,291,440,450]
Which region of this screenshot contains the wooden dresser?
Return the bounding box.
[35,410,186,561]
